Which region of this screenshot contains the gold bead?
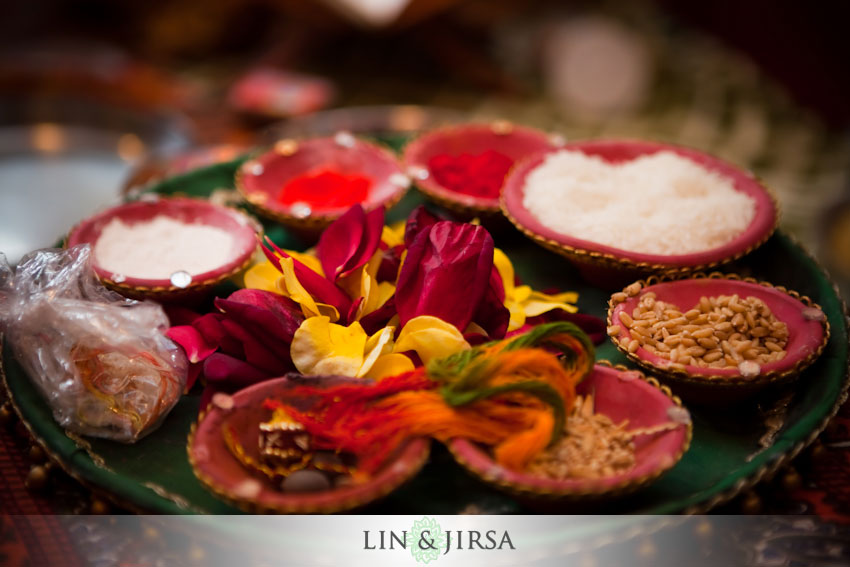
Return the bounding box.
[0,404,15,426]
[26,465,49,491]
[741,492,762,514]
[90,498,110,515]
[28,444,46,463]
[782,468,802,491]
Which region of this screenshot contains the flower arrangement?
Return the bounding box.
[167,204,604,408]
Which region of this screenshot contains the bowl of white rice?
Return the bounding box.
[501,140,779,286]
[66,196,261,300]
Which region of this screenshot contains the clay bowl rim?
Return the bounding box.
[500,138,780,274]
[606,272,831,387]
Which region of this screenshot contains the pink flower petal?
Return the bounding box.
[396,221,495,331]
[166,325,217,364]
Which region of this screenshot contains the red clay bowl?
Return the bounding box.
[402,121,559,218]
[607,274,830,403]
[501,140,779,288]
[236,134,408,235]
[448,363,691,504]
[66,196,260,300]
[188,375,431,514]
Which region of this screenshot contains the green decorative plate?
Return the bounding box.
[3,157,848,515]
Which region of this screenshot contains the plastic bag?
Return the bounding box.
[0,245,187,442]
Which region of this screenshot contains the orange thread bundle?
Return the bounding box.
[264,322,594,475]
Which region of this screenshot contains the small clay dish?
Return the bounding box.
[402,121,558,220]
[66,196,260,300]
[448,363,691,505]
[607,274,830,402]
[188,375,431,514]
[501,140,779,288]
[235,133,408,237]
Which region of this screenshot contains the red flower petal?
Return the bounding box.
[166,325,217,364]
[215,289,303,346]
[203,353,268,386]
[376,244,403,283]
[359,297,396,335]
[396,221,495,331]
[404,205,440,248]
[472,274,510,339]
[185,363,203,393]
[531,311,607,345]
[219,319,292,375]
[164,305,203,327]
[317,205,365,280]
[317,205,385,281]
[193,313,243,358]
[262,237,353,317]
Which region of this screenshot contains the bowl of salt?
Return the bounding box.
[66,196,260,300]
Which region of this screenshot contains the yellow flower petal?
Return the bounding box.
[362,353,415,381]
[338,251,395,321]
[523,295,579,317]
[357,326,396,378]
[381,221,406,248]
[277,257,339,321]
[243,260,283,293]
[394,315,470,364]
[506,301,527,332]
[290,317,367,376]
[493,248,516,296]
[285,249,324,277]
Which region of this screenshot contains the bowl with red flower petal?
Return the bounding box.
[236,133,408,237]
[402,121,559,221]
[66,196,260,300]
[188,375,431,514]
[447,363,691,505]
[500,139,779,288]
[607,274,830,403]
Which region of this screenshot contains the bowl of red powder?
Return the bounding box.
[402,121,558,218]
[236,133,408,235]
[66,196,260,299]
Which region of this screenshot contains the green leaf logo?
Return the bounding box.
[410,516,446,564]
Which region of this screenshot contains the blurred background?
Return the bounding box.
[0,0,848,283]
